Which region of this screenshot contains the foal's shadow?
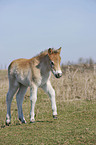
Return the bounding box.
[1,120,53,128]
[36,120,53,123]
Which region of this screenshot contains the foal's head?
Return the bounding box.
[48,47,62,78]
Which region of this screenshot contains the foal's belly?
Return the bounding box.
[15,70,31,87]
[16,76,30,87]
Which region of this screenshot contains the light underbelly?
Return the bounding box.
[15,71,31,87]
[17,76,30,87]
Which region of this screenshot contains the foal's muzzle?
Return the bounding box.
[52,69,62,78]
[55,72,62,78]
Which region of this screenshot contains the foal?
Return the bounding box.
[6,47,62,125]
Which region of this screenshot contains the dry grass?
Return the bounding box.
[51,65,96,101]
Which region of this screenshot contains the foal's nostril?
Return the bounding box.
[56,73,62,78]
[57,74,59,78]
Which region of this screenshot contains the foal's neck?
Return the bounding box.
[39,54,51,74]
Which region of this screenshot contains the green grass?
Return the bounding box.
[1,90,96,144]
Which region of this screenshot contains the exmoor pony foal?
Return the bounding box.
[6,47,62,125]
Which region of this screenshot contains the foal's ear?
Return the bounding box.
[57,47,61,53]
[48,48,53,55]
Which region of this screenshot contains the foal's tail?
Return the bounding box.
[7,61,17,88]
[8,60,16,79]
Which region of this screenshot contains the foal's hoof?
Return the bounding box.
[6,121,11,126]
[30,119,35,123]
[6,118,11,126]
[53,115,58,119]
[22,120,27,124]
[19,118,27,124]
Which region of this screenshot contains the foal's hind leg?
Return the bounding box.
[6,81,19,125]
[16,85,27,123]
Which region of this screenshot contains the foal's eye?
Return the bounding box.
[51,61,54,66]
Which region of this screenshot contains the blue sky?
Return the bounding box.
[0,0,96,67]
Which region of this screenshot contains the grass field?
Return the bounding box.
[0,67,96,144]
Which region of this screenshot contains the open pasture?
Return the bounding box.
[0,66,96,144]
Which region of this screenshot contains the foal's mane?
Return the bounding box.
[30,48,59,62]
[36,48,58,57]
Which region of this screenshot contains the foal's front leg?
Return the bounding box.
[30,84,37,123]
[42,81,57,119]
